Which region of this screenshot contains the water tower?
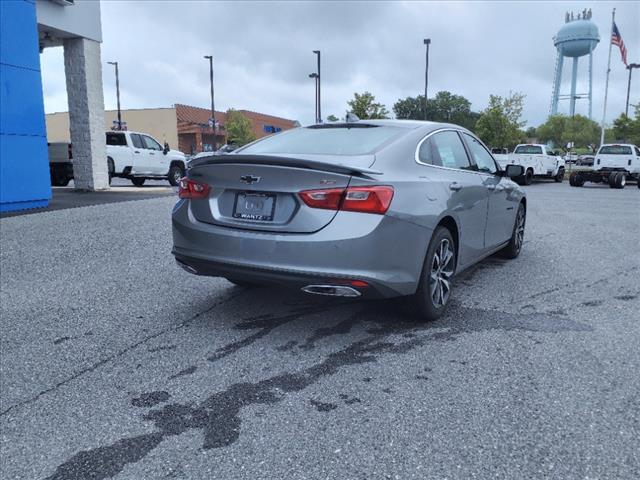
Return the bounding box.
[550,9,600,119]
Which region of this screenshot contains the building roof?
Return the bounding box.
[174,103,297,128]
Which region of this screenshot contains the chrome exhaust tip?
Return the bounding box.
[301,285,361,297]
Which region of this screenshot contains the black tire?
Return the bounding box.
[131,178,146,187]
[523,168,534,185]
[168,164,185,187]
[569,171,584,187]
[616,172,626,189]
[107,158,115,186]
[637,179,640,189]
[554,168,565,182]
[498,202,526,259]
[406,226,456,322]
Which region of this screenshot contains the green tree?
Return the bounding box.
[225,109,256,146]
[537,114,600,149]
[326,114,339,122]
[475,92,526,149]
[525,126,537,139]
[611,109,640,144]
[347,92,389,119]
[393,91,480,131]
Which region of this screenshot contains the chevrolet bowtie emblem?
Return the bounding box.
[240,175,261,184]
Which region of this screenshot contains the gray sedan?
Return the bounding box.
[172,120,526,320]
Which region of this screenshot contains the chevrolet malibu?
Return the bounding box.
[172,120,526,320]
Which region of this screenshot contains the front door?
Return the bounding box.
[141,134,168,175]
[129,133,152,174]
[462,133,517,248]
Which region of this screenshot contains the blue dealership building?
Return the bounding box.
[0,0,106,212]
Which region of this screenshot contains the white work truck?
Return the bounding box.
[107,131,186,186]
[569,143,640,189]
[49,132,187,187]
[496,144,565,185]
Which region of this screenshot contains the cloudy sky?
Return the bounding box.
[41,1,639,128]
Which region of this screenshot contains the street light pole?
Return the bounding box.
[423,39,431,121]
[204,55,216,150]
[313,50,321,123]
[107,61,121,130]
[308,73,319,123]
[626,63,639,117]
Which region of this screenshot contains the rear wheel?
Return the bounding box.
[554,168,565,182]
[131,178,146,187]
[406,227,456,322]
[523,168,534,185]
[168,164,185,187]
[498,203,526,259]
[569,171,584,187]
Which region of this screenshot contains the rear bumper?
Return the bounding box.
[171,199,431,298]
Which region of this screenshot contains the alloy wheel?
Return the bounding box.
[515,208,525,252]
[429,239,455,307]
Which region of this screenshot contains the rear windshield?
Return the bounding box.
[238,125,404,155]
[598,145,632,155]
[514,145,543,154]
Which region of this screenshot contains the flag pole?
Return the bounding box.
[600,8,616,146]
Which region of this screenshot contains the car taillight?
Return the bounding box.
[298,188,344,210]
[299,186,394,215]
[179,178,210,199]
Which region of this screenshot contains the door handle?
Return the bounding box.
[149,152,155,156]
[449,182,462,191]
[134,151,140,154]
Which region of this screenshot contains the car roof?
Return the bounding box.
[306,119,470,134]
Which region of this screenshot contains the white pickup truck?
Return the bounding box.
[107,131,186,186]
[569,143,640,189]
[49,132,187,187]
[496,144,565,185]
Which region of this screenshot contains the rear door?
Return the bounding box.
[187,158,354,233]
[419,130,489,267]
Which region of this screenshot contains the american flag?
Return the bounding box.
[612,22,628,66]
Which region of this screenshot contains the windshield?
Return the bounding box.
[238,125,404,156]
[598,145,632,155]
[514,145,543,154]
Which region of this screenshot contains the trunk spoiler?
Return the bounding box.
[188,154,383,177]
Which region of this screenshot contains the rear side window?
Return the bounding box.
[598,145,632,155]
[106,132,127,146]
[514,145,543,154]
[429,131,471,169]
[635,147,640,156]
[130,134,144,149]
[239,125,404,155]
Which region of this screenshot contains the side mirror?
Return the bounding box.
[163,142,170,155]
[505,164,524,178]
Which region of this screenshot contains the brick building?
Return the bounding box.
[175,104,298,154]
[46,103,299,155]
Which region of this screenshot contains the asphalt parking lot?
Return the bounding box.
[1,181,639,479]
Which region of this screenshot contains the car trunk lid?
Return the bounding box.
[186,154,379,233]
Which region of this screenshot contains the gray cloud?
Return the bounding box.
[41,1,640,128]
